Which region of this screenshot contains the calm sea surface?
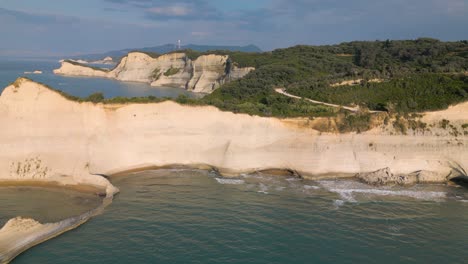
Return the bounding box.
[0,59,197,98]
[2,170,468,264]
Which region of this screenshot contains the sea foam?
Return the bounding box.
[215,178,245,185]
[319,180,446,203]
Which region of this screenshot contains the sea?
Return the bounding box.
[1,170,468,264]
[1,60,468,263]
[0,59,197,98]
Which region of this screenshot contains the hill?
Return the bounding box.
[202,38,467,117]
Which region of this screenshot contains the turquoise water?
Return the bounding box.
[3,170,468,263]
[0,59,197,98]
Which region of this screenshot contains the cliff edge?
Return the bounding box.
[1,78,467,194]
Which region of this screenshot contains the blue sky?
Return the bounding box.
[0,0,467,57]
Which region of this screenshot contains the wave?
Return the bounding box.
[319,180,446,203]
[257,183,269,194]
[214,178,245,185]
[332,188,446,201]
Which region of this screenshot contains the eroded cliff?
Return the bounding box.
[54,52,255,93]
[1,78,467,196]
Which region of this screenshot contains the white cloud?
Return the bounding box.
[147,5,191,16]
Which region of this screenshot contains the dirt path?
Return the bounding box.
[274,88,383,113]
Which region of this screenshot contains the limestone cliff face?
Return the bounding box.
[1,79,467,196]
[187,54,228,93]
[54,52,254,93]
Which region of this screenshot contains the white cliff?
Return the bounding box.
[1,78,467,194]
[54,52,254,93]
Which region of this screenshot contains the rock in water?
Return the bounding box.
[357,167,418,185]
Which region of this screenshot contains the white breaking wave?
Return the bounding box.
[318,180,446,203]
[286,177,300,182]
[257,183,269,194]
[330,188,446,201]
[333,200,345,207]
[215,178,245,185]
[304,185,320,190]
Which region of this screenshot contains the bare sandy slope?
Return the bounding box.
[422,101,468,123]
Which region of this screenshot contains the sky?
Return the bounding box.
[0,0,467,57]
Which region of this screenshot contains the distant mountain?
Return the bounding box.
[72,44,262,61]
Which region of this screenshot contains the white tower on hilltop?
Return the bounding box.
[177,40,181,50]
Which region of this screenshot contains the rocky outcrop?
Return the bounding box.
[357,168,419,185]
[54,52,255,93]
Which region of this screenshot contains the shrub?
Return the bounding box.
[393,117,408,134]
[86,93,104,103]
[152,68,161,80]
[164,67,180,76]
[439,119,450,129]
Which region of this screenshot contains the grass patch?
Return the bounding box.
[151,68,161,80]
[164,67,180,76]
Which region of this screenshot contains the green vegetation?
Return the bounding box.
[202,38,467,117]
[86,93,105,103]
[151,68,161,80]
[164,67,180,76]
[393,116,408,134]
[439,119,450,129]
[287,73,467,112]
[337,111,372,133]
